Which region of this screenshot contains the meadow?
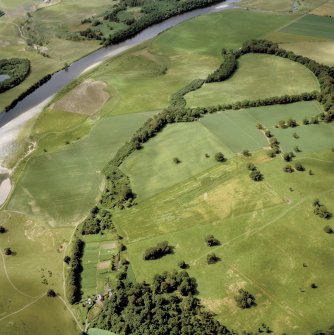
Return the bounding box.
[185,53,319,108]
[280,15,334,40]
[122,101,321,200]
[2,4,334,335]
[8,112,154,226]
[115,148,334,334]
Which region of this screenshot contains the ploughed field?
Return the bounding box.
[1,5,334,335]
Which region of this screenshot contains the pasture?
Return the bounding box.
[280,15,334,40]
[0,210,78,335]
[122,101,321,201]
[7,112,154,226]
[86,10,295,116]
[311,0,334,16]
[115,149,334,334]
[186,53,319,108]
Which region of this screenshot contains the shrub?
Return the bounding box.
[283,164,294,173]
[249,169,263,181]
[324,225,333,234]
[178,260,188,269]
[295,162,305,171]
[242,149,251,156]
[47,289,57,297]
[173,157,181,164]
[4,247,12,255]
[313,200,332,219]
[207,253,220,264]
[205,235,220,247]
[143,241,173,260]
[0,225,6,233]
[215,152,225,162]
[234,289,256,309]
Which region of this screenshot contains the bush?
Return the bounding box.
[313,201,332,219]
[0,225,6,233]
[178,260,188,269]
[234,289,256,309]
[324,225,333,234]
[283,164,294,173]
[47,289,57,297]
[207,253,220,264]
[295,162,305,171]
[205,235,220,247]
[215,152,225,162]
[143,241,173,260]
[173,157,181,164]
[4,247,12,255]
[249,169,263,181]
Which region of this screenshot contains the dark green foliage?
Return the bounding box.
[234,289,256,309]
[4,247,12,255]
[242,149,251,156]
[173,157,181,164]
[249,169,263,181]
[207,253,220,264]
[293,132,299,139]
[287,118,298,127]
[64,255,71,264]
[92,271,232,335]
[313,200,332,219]
[311,283,318,289]
[295,162,305,171]
[0,225,6,233]
[206,53,237,83]
[0,58,30,93]
[178,260,188,269]
[264,130,272,138]
[324,225,333,234]
[47,289,57,297]
[247,163,257,171]
[205,234,220,246]
[66,238,84,304]
[283,164,294,173]
[0,10,5,17]
[101,165,135,209]
[215,152,225,162]
[143,241,173,260]
[283,152,294,162]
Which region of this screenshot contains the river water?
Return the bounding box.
[0,0,238,206]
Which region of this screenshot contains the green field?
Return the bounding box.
[8,112,154,226]
[88,328,116,335]
[0,210,78,335]
[2,4,334,335]
[122,101,322,201]
[280,15,334,40]
[84,10,295,116]
[115,149,334,334]
[186,53,319,108]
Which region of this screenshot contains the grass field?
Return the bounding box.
[7,112,154,226]
[0,210,78,335]
[186,53,319,108]
[280,15,334,40]
[311,0,334,16]
[122,101,322,201]
[88,328,116,335]
[115,148,334,334]
[81,10,296,116]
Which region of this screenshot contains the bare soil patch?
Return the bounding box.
[97,260,111,270]
[52,79,109,115]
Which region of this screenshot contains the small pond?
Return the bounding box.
[0,74,10,82]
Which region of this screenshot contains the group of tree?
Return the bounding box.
[283,152,295,162]
[81,207,113,235]
[205,234,220,246]
[206,52,237,83]
[0,58,30,93]
[143,241,173,260]
[234,289,256,309]
[207,253,220,264]
[66,237,84,304]
[313,199,332,219]
[247,163,263,181]
[277,118,298,129]
[91,271,234,335]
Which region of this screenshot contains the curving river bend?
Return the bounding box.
[0,0,238,205]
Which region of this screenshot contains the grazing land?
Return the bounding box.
[185,53,319,108]
[311,0,334,16]
[2,3,334,335]
[280,15,334,40]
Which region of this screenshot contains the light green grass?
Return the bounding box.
[186,53,319,108]
[115,149,334,334]
[84,10,296,116]
[0,210,77,335]
[280,15,334,40]
[122,101,321,201]
[121,122,234,201]
[272,123,334,153]
[7,112,154,226]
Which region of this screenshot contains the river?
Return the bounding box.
[0,0,238,206]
